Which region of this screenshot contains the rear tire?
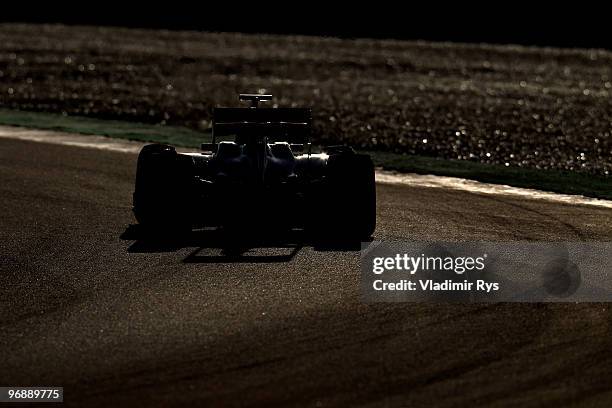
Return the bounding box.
[133,144,192,237]
[311,151,376,241]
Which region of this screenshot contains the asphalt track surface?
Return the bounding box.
[2,137,612,407]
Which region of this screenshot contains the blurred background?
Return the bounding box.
[4,3,610,48]
[0,4,610,176]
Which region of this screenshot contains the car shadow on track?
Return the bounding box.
[120,224,366,263]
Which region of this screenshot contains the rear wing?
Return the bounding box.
[212,107,312,143]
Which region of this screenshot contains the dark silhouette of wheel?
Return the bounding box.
[133,143,192,236]
[311,151,376,241]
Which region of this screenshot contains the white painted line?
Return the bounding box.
[376,171,612,209]
[0,126,144,154]
[1,125,610,209]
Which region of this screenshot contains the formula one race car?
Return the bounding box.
[133,94,376,240]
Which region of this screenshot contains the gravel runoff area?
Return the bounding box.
[0,23,611,175]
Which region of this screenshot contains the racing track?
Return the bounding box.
[1,136,612,407]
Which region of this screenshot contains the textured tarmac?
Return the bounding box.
[1,137,612,407]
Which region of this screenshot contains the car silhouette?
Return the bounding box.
[133,93,375,240]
